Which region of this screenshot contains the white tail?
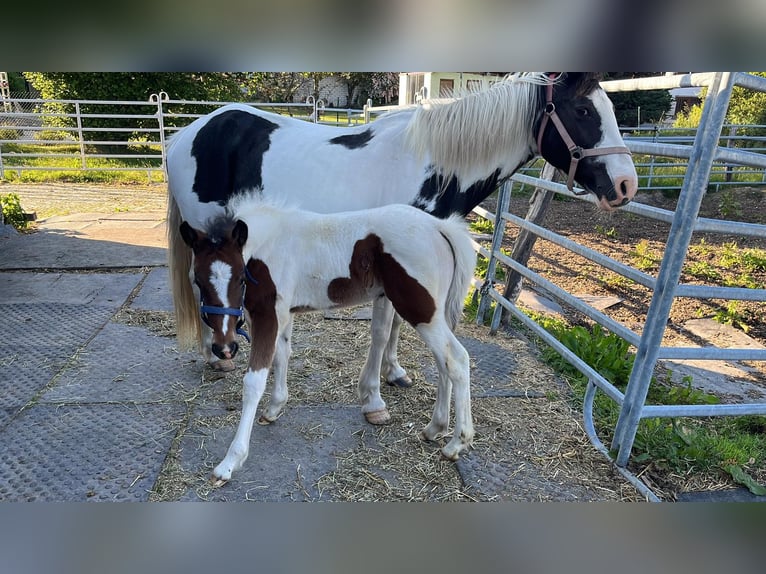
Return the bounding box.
[438,215,477,330]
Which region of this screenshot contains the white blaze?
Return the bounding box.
[209,260,233,333]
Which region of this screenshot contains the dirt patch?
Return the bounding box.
[489,186,766,378]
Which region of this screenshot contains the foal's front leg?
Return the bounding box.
[210,315,279,486]
[210,363,271,486]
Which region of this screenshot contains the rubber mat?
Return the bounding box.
[0,403,182,501]
[0,303,118,408]
[39,322,200,405]
[130,268,174,312]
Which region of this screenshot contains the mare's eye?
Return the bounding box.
[576,107,590,118]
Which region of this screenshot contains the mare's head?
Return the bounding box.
[180,218,249,360]
[537,72,638,210]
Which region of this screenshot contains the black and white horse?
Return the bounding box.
[167,72,637,377]
[180,199,476,485]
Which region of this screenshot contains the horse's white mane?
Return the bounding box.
[227,188,297,221]
[405,72,555,179]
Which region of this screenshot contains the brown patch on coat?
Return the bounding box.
[327,234,436,326]
[327,234,383,304]
[244,258,278,371]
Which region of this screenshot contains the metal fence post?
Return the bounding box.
[150,91,169,182]
[477,180,510,327]
[611,72,736,467]
[75,101,86,170]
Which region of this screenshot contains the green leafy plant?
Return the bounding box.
[631,239,661,271]
[713,301,750,333]
[0,193,30,230]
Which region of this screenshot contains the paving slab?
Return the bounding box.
[661,318,766,402]
[0,271,142,305]
[0,403,182,501]
[0,213,167,270]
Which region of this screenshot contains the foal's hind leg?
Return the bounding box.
[382,310,413,388]
[417,322,473,460]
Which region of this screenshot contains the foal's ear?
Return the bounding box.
[232,220,248,247]
[179,221,199,248]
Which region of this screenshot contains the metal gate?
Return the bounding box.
[477,72,766,499]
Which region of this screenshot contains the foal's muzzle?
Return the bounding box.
[212,341,239,360]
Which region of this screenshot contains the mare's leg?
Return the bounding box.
[259,315,293,424]
[358,296,391,425]
[416,321,474,460]
[210,308,282,486]
[382,310,413,388]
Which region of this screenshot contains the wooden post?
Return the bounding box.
[499,162,559,326]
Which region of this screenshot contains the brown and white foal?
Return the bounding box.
[180,200,476,486]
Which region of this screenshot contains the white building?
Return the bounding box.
[398,72,506,105]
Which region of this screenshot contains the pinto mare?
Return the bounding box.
[179,201,476,485]
[167,72,638,379]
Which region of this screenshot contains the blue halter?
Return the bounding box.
[199,263,258,343]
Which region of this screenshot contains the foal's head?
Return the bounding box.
[180,218,249,360]
[537,72,638,210]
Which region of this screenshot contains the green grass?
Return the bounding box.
[517,309,766,495]
[1,142,165,184]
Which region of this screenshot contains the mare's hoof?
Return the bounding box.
[210,359,236,372]
[364,408,391,425]
[386,375,413,388]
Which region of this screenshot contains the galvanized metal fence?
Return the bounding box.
[473,72,766,499]
[0,95,365,180]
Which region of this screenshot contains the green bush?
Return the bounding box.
[1,192,30,230]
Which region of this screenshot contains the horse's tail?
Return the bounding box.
[438,215,476,330]
[167,188,201,350]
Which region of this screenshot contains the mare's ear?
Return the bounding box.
[179,221,199,248]
[232,220,248,247]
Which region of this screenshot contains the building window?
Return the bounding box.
[466,79,481,93]
[439,79,455,97]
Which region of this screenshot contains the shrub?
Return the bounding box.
[1,192,30,230]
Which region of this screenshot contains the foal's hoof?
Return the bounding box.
[257,414,278,425]
[364,408,391,425]
[386,375,413,388]
[209,359,235,372]
[209,474,228,488]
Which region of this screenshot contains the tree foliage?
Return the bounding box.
[674,72,766,143]
[726,72,766,126]
[23,73,247,150]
